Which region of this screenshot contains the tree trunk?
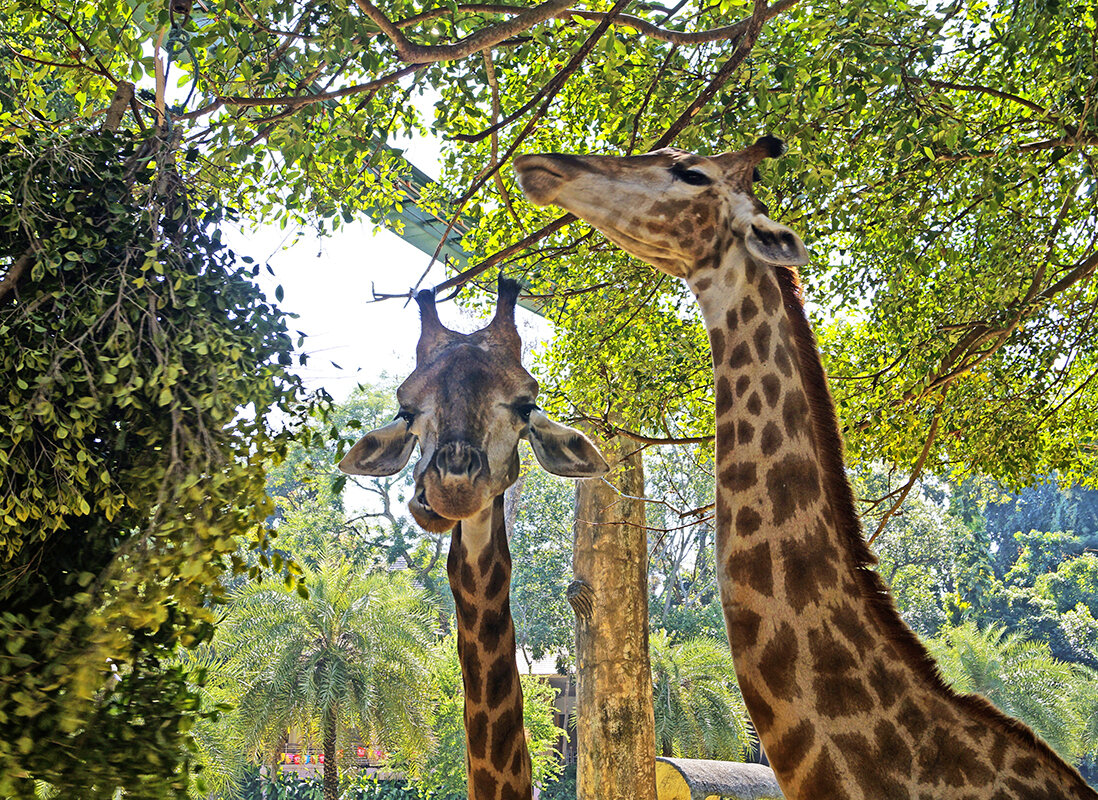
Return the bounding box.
[322,707,339,800]
[570,432,656,800]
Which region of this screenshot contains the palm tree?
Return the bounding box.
[649,630,754,760]
[215,559,437,800]
[927,621,1086,759]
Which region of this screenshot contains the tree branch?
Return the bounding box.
[651,0,779,149]
[351,0,573,63]
[393,1,800,47]
[867,404,942,545]
[431,213,575,293]
[0,251,34,303]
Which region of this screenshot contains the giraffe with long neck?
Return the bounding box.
[515,143,1096,799]
[338,278,608,800]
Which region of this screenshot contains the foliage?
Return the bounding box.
[539,763,577,800]
[235,768,428,800]
[648,630,753,760]
[211,559,438,796]
[927,622,1098,763]
[400,633,564,798]
[645,444,719,630]
[508,458,578,670]
[0,129,305,797]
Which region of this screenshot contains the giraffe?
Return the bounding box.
[514,142,1097,799]
[338,277,608,800]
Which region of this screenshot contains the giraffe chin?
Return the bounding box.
[408,497,458,533]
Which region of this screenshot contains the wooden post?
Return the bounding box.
[569,433,656,800]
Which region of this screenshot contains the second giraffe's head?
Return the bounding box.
[338,277,608,532]
[514,137,809,279]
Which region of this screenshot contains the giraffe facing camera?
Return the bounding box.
[338,275,608,800]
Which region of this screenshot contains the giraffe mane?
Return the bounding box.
[771,264,1088,781]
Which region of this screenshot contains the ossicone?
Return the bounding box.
[415,287,452,362]
[488,275,522,357]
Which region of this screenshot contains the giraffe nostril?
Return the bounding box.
[435,442,487,479]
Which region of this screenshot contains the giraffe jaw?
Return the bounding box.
[409,490,457,533]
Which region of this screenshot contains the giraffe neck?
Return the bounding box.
[685,246,1096,799]
[449,496,532,800]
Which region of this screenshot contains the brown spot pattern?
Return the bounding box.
[486,562,507,599]
[468,712,489,759]
[473,768,497,798]
[780,517,839,612]
[735,376,751,396]
[719,461,757,491]
[710,327,725,363]
[917,727,994,787]
[769,720,815,771]
[735,505,762,536]
[480,607,510,652]
[760,422,783,456]
[727,608,762,648]
[741,296,759,323]
[739,677,774,734]
[728,341,752,369]
[774,343,793,377]
[781,389,810,438]
[759,274,781,313]
[716,376,733,410]
[898,698,928,738]
[759,622,799,698]
[805,748,845,798]
[747,392,762,416]
[491,708,521,771]
[766,453,822,525]
[737,420,754,445]
[754,323,772,361]
[486,656,515,707]
[761,374,781,407]
[834,731,912,799]
[726,540,773,596]
[808,627,873,717]
[868,659,905,709]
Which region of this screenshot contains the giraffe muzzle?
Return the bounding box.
[514,155,571,205]
[434,441,487,480]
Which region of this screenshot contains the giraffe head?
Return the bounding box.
[514,137,809,278]
[339,277,608,532]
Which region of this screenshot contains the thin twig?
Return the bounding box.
[867,404,942,545]
[651,0,775,149]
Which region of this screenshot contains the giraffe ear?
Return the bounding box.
[525,411,609,478]
[338,419,417,476]
[744,215,809,267]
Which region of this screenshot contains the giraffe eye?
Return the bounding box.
[671,165,712,186]
[514,402,538,423]
[395,409,417,425]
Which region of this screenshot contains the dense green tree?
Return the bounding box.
[214,560,437,800]
[985,484,1098,572]
[649,630,752,760]
[0,129,305,797]
[1036,554,1098,619]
